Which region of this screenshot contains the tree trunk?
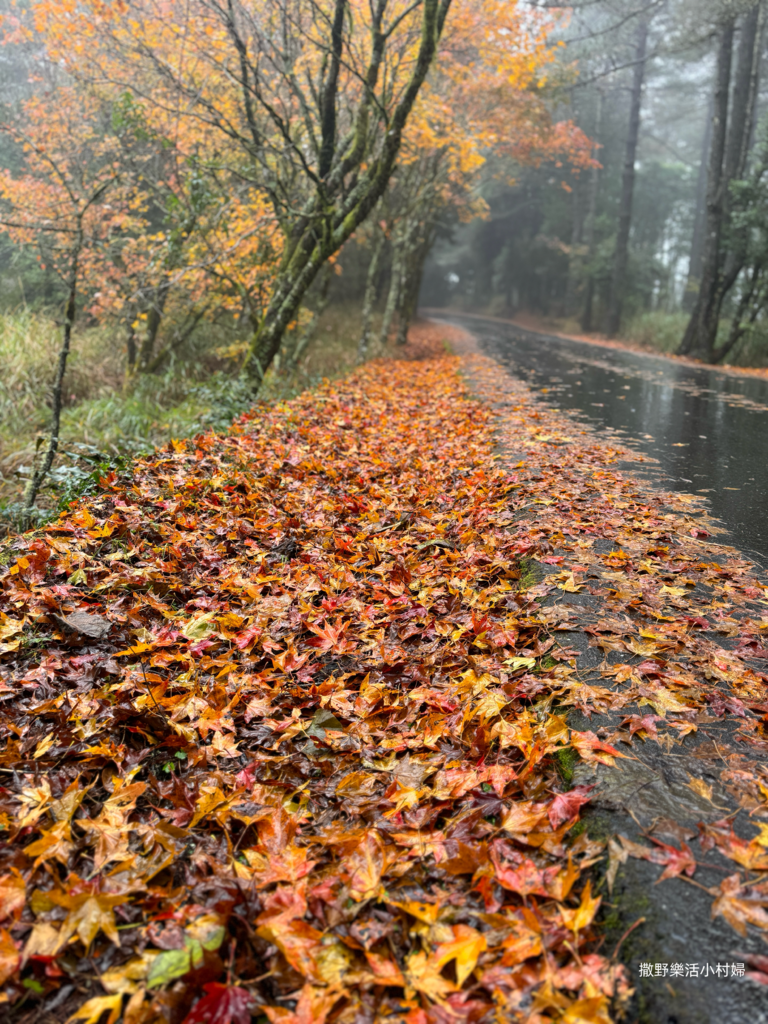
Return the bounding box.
[580,89,603,333]
[683,96,714,312]
[286,262,333,373]
[138,281,170,370]
[679,5,761,360]
[604,15,649,338]
[712,260,763,364]
[395,229,432,345]
[358,224,386,362]
[378,225,408,349]
[126,320,137,375]
[395,241,419,346]
[23,234,81,519]
[563,185,583,318]
[145,305,210,373]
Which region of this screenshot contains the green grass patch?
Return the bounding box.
[0,302,385,535]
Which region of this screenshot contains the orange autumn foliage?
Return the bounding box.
[1,0,591,368]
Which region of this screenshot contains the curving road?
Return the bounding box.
[431,313,768,567]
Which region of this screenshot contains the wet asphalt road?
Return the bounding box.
[433,313,768,567]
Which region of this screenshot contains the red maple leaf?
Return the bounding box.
[548,785,594,829]
[182,984,251,1024]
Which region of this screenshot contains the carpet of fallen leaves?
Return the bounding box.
[1,339,768,1024]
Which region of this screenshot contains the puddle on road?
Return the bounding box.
[436,315,768,566]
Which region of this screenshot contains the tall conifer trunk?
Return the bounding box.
[605,14,649,338]
[679,3,762,361]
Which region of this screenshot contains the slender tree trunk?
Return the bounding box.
[139,281,170,370]
[378,224,408,349]
[679,5,761,360]
[683,96,714,312]
[563,186,583,318]
[395,230,432,345]
[23,235,81,519]
[126,320,137,375]
[605,15,649,337]
[581,90,603,333]
[678,16,735,357]
[286,262,333,373]
[395,244,418,346]
[713,261,763,364]
[145,305,210,373]
[358,224,386,362]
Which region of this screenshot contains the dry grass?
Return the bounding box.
[0,312,123,502]
[0,303,462,529]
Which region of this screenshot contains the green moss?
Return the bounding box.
[578,811,612,843]
[554,745,579,785]
[518,557,541,590]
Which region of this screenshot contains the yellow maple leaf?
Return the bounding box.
[15,779,52,829]
[557,572,583,593]
[500,800,550,835]
[65,994,123,1024]
[23,921,61,961]
[434,924,487,987]
[101,952,159,995]
[687,777,713,801]
[54,893,125,951]
[24,821,74,868]
[561,994,612,1024]
[189,784,228,828]
[404,950,456,1003]
[560,880,601,934]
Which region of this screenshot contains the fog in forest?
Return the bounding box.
[419,1,768,369]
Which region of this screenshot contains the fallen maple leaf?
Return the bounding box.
[182,983,252,1024]
[364,949,405,986]
[548,786,594,829]
[0,928,20,986]
[66,995,124,1024]
[711,875,768,936]
[500,800,550,835]
[262,985,341,1024]
[561,994,612,1024]
[24,820,74,868]
[617,834,697,882]
[433,924,487,986]
[491,847,558,898]
[345,829,389,901]
[0,872,25,922]
[51,891,125,951]
[404,949,457,1002]
[570,730,626,766]
[560,880,601,934]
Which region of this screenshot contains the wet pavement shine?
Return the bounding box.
[433,313,768,567]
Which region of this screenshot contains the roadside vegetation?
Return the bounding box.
[0,304,376,531]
